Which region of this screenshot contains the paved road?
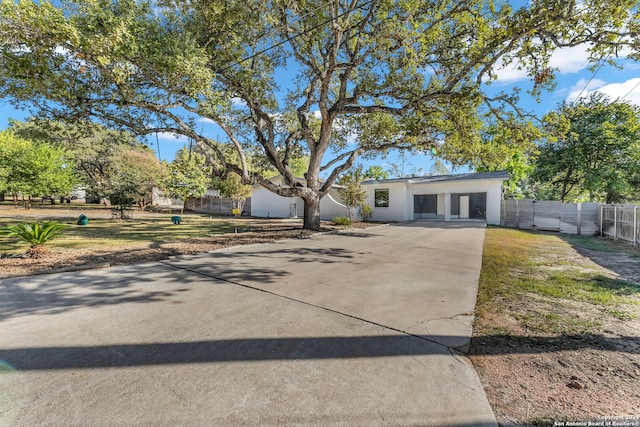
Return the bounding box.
[1,221,496,426]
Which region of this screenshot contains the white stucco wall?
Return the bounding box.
[322,187,349,220]
[250,186,293,218]
[410,178,503,224]
[363,181,410,222]
[251,174,505,224]
[362,177,504,225]
[250,182,348,220]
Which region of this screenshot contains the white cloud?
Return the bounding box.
[548,45,591,74]
[494,45,598,84]
[566,78,607,101]
[231,97,247,107]
[156,132,190,143]
[492,60,528,83]
[198,117,215,124]
[569,78,640,106]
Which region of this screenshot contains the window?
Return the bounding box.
[375,188,389,207]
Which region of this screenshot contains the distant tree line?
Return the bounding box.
[2,91,639,213]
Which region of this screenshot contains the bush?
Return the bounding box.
[332,216,352,226]
[0,221,68,258]
[359,204,373,222]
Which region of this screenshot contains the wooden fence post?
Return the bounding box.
[614,205,618,240]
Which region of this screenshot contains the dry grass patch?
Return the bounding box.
[470,227,640,425]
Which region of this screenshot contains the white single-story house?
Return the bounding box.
[250,175,347,219]
[360,171,509,225]
[250,171,509,225]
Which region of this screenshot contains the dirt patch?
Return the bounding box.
[470,233,640,426]
[471,317,640,425]
[578,248,640,286]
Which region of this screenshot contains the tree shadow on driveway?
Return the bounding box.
[0,262,290,321]
[1,333,638,371]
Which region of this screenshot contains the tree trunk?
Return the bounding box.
[303,193,321,231]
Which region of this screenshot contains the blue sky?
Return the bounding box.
[1,40,639,177]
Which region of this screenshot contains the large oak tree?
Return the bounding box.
[1,0,638,229]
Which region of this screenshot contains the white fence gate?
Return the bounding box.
[601,205,639,247]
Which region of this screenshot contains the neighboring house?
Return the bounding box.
[250,171,509,224]
[250,175,348,220]
[361,171,509,225]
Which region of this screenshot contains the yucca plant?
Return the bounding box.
[0,222,68,259]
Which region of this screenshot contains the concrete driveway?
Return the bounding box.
[0,221,496,426]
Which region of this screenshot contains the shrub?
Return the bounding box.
[332,216,352,226]
[0,221,68,258]
[359,204,373,222]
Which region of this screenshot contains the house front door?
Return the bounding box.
[459,196,469,219]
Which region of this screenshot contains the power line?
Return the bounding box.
[218,0,376,73]
[620,78,640,101]
[572,55,610,102]
[234,0,338,55]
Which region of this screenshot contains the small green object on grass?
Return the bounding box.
[77,214,89,226]
[171,215,182,225]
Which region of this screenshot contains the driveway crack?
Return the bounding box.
[160,260,467,358]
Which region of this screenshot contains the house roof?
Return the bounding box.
[361,170,510,185]
[252,171,509,189]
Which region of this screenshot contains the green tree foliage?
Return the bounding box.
[164,147,211,215]
[337,166,368,222]
[358,203,373,222]
[216,173,252,214]
[362,166,388,181]
[428,159,451,177]
[0,130,76,208]
[10,119,148,202]
[105,149,166,214]
[1,0,637,229]
[441,119,541,198]
[0,221,68,258]
[260,155,311,179]
[534,94,640,203]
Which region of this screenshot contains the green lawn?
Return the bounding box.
[0,206,255,255]
[475,227,640,335]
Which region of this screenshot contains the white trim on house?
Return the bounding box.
[249,171,509,224]
[361,171,509,225]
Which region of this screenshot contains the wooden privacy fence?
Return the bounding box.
[501,200,600,235]
[601,204,639,247]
